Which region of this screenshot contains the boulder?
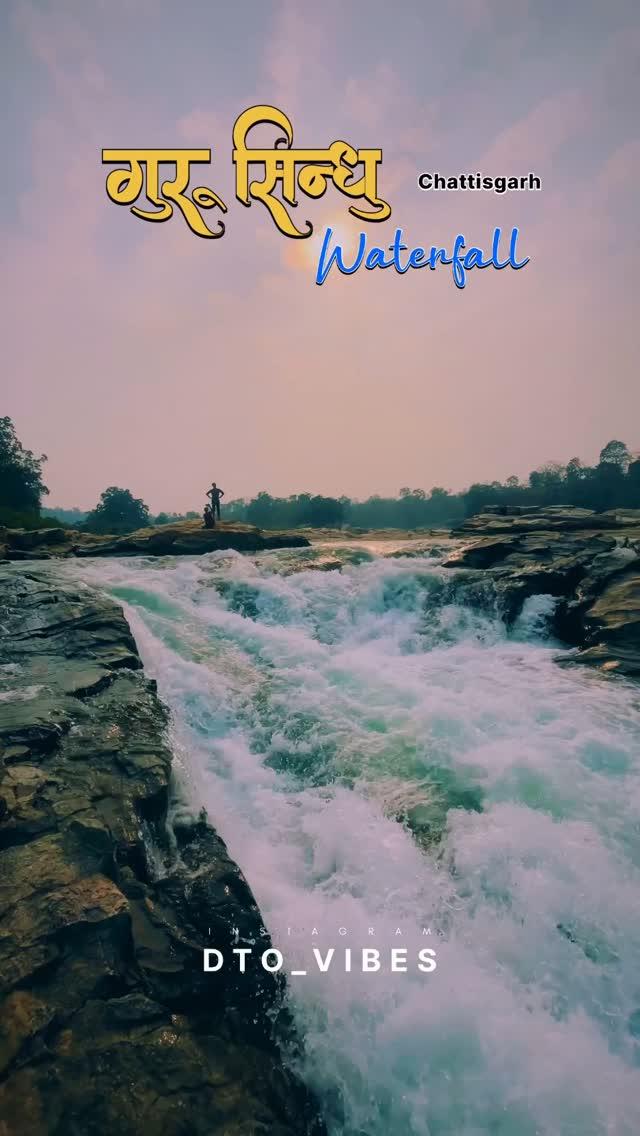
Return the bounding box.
[445,514,640,675]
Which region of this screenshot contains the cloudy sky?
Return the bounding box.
[1,0,638,512]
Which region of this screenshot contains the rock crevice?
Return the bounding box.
[446,507,640,675]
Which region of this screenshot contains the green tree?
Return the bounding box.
[427,487,452,524]
[464,482,496,516]
[599,439,630,470]
[528,462,565,503]
[85,487,150,534]
[308,495,344,527]
[246,491,275,528]
[290,493,313,526]
[565,457,583,481]
[594,460,626,510]
[397,488,426,528]
[628,459,640,486]
[0,416,49,520]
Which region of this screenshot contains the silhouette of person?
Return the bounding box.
[203,503,215,529]
[207,482,224,522]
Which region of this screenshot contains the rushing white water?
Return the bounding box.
[71,545,640,1136]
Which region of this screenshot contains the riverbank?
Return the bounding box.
[445,506,640,676]
[0,566,324,1136]
[2,505,639,676]
[0,519,311,561]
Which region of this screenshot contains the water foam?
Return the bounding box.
[70,548,640,1135]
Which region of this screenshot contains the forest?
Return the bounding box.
[219,439,640,529]
[1,417,638,533]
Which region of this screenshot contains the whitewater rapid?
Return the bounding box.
[72,544,640,1136]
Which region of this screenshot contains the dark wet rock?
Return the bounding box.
[1,521,310,562]
[5,528,69,550]
[0,568,324,1136]
[75,528,310,558]
[0,695,77,756]
[572,567,640,674]
[445,513,640,676]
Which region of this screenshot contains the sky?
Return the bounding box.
[1,0,639,513]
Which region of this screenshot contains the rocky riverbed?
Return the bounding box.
[447,506,640,675]
[0,567,324,1136]
[0,520,310,561]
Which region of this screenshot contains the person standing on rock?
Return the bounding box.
[207,482,224,523]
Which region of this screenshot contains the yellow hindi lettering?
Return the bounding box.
[324,141,391,223]
[101,116,391,243]
[232,106,392,238]
[233,107,310,238]
[102,149,227,238]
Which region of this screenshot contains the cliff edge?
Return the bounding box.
[0,567,324,1136]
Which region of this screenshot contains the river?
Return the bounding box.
[72,542,640,1136]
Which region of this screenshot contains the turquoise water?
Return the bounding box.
[74,545,640,1136]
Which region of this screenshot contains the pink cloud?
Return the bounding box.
[1,0,638,512]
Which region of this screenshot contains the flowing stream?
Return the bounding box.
[71,543,640,1136]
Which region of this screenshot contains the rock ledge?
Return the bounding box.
[0,567,324,1136]
[0,520,311,562]
[446,508,640,676]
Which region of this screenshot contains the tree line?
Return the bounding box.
[1,417,638,534]
[219,440,640,529]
